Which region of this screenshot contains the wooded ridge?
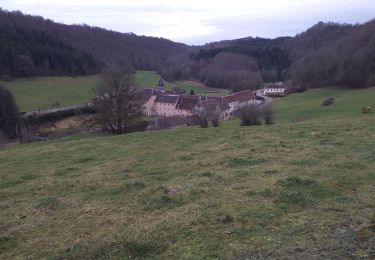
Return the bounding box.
[1,9,374,90]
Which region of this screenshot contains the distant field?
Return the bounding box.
[1,76,99,112]
[275,87,375,122]
[135,70,228,96]
[2,71,227,112]
[1,87,374,258]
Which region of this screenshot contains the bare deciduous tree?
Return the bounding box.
[262,103,275,125]
[194,100,221,128]
[94,65,143,134]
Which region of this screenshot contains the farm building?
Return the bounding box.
[223,90,257,113]
[175,95,200,116]
[140,87,257,119]
[153,95,179,116]
[263,83,287,96]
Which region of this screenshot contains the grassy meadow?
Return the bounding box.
[1,75,99,112]
[134,70,228,96]
[1,87,375,258]
[275,87,375,122]
[2,70,227,112]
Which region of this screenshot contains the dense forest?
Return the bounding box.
[0,9,189,77]
[159,37,291,90]
[0,9,374,90]
[160,20,375,90]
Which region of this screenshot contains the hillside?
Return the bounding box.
[0,9,189,77]
[275,87,375,122]
[1,9,374,91]
[160,21,375,90]
[1,88,374,258]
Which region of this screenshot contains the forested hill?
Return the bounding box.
[0,9,189,77]
[1,8,374,90]
[160,20,375,90]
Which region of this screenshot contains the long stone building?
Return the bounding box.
[141,87,258,119]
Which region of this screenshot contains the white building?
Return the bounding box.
[263,83,287,96]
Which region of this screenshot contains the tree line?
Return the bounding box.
[160,21,375,90]
[0,9,374,90]
[0,9,189,78]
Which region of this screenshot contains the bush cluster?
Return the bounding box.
[239,103,275,126]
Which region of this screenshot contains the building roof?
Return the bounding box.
[200,99,230,112]
[224,90,255,103]
[165,90,178,95]
[264,83,287,89]
[176,96,199,111]
[208,97,230,110]
[154,95,179,104]
[201,96,224,102]
[141,88,154,102]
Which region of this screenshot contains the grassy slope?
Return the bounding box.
[3,71,227,112]
[1,76,99,112]
[1,88,375,259]
[275,87,375,122]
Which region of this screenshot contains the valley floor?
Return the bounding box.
[2,70,227,112]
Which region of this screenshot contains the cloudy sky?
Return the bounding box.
[1,0,374,45]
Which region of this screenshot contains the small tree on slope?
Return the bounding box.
[0,85,21,138]
[94,65,143,134]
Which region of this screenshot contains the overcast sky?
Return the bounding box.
[1,0,374,45]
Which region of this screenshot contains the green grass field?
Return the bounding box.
[2,71,227,112]
[134,70,228,96]
[275,87,375,122]
[1,76,99,112]
[1,87,374,259]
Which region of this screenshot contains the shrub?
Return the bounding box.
[239,104,263,126]
[212,118,219,127]
[362,106,371,114]
[198,117,208,128]
[124,119,149,133]
[322,97,334,106]
[221,214,234,224]
[263,103,274,125]
[0,85,22,139]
